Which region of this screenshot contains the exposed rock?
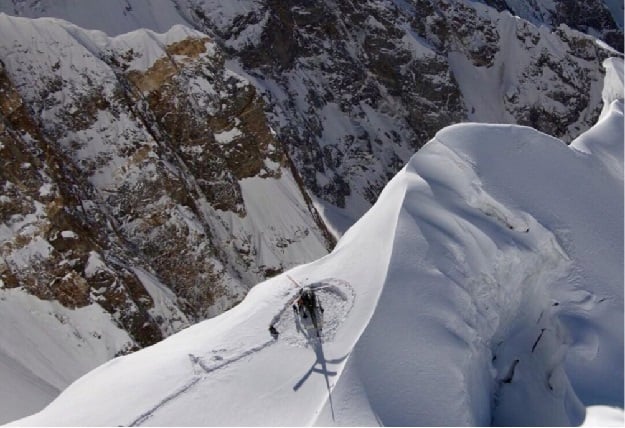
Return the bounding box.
[0,0,621,365]
[0,60,165,347]
[0,17,332,349]
[184,0,618,222]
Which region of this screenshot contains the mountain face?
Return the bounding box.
[0,13,334,327]
[480,0,624,52]
[0,0,622,423]
[0,15,333,421]
[2,0,622,223]
[179,0,620,223]
[9,57,623,427]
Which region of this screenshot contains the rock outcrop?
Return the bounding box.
[181,0,619,222]
[0,17,333,353]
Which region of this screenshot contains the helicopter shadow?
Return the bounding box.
[293,334,348,421]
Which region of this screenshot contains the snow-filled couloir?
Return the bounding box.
[8,58,623,427]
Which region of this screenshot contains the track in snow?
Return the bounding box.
[128,278,353,426]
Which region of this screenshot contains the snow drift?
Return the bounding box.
[8,58,623,426]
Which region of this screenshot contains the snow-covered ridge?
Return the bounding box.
[598,57,625,118]
[571,58,625,180]
[105,24,217,73]
[10,58,623,426]
[0,0,189,37]
[0,13,214,75]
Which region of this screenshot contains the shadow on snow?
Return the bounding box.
[293,331,348,421]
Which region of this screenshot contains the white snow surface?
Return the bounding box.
[0,288,133,424]
[8,58,623,426]
[0,0,188,36]
[582,406,625,427]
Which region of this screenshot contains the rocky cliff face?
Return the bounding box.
[0,16,333,353]
[2,1,621,223]
[481,0,624,52]
[0,0,622,421]
[178,0,619,224]
[0,57,168,348]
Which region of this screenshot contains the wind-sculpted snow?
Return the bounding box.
[332,58,623,426]
[8,59,624,427]
[349,121,623,425]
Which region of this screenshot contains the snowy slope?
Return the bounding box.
[0,0,188,36]
[9,58,623,427]
[0,289,133,423]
